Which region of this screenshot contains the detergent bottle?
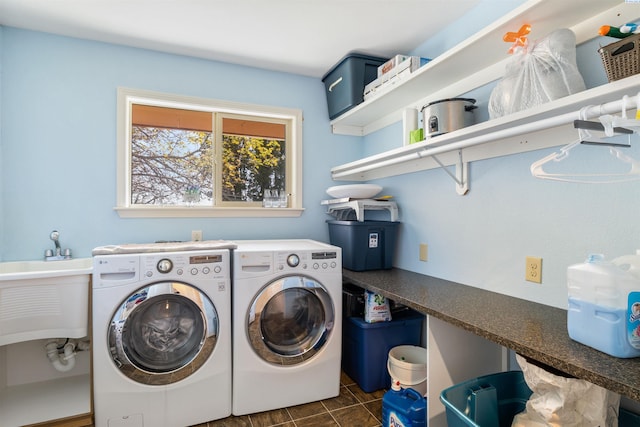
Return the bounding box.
[567,252,640,358]
[382,380,426,427]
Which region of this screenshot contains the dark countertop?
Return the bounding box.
[342,268,640,402]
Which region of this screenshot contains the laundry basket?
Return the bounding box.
[440,370,640,427]
[440,371,530,427]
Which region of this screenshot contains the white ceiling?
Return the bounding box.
[0,0,480,78]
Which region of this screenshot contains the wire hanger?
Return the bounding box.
[530,104,640,183]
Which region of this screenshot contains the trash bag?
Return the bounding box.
[489,29,586,119]
[512,354,620,427]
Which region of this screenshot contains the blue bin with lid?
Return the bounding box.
[322,52,388,120]
[327,220,399,271]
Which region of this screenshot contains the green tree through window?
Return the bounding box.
[222,134,285,202]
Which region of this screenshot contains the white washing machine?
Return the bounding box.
[231,239,342,415]
[92,243,234,427]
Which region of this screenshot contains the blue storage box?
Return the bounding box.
[322,52,388,120]
[440,370,640,427]
[328,220,399,271]
[342,309,424,392]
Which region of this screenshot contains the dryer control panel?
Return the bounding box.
[275,250,340,272]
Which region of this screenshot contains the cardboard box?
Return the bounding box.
[378,54,411,77]
[364,57,430,101]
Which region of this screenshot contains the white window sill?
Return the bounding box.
[114,206,305,218]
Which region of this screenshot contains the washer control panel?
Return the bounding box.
[142,251,228,279]
[275,250,340,272]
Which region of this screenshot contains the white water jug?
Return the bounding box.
[567,252,640,358]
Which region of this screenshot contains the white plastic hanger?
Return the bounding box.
[530,104,640,183]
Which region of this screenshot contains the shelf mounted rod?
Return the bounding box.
[332,93,640,182]
[429,150,469,195]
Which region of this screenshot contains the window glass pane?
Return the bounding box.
[131,126,213,205]
[117,89,302,216]
[221,118,286,203]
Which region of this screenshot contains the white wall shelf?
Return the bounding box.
[330,0,631,136]
[328,0,640,190]
[331,76,640,183]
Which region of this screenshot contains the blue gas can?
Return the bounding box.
[382,381,426,427]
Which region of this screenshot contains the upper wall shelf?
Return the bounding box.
[329,0,634,137]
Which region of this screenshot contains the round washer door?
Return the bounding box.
[247,275,334,365]
[108,281,218,385]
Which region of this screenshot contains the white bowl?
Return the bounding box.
[326,184,382,199]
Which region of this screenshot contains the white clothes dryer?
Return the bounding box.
[92,244,233,427]
[231,239,342,415]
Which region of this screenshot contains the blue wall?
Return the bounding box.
[357,1,640,308]
[2,1,640,310]
[0,28,362,260]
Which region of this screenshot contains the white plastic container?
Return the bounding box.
[567,252,640,358]
[387,345,427,396]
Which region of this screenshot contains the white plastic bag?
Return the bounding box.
[489,29,586,119]
[512,354,620,427]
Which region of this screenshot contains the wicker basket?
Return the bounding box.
[598,33,640,82]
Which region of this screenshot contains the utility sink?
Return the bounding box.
[0,258,92,346]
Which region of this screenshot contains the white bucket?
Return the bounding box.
[387,345,427,396]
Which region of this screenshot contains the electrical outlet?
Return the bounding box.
[525,256,542,283]
[191,230,203,241]
[419,243,428,262]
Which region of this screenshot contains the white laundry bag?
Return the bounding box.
[489,28,586,119]
[512,354,620,427]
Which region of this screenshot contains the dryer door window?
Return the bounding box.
[108,281,218,385]
[247,275,334,365]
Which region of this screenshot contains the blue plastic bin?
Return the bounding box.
[328,220,399,271]
[342,309,424,392]
[440,370,640,427]
[440,371,530,427]
[322,53,388,120]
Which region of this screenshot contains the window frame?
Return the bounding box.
[115,87,304,218]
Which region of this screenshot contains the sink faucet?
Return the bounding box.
[45,230,72,261]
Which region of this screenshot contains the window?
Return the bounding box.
[116,88,303,218]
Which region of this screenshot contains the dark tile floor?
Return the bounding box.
[193,371,386,427]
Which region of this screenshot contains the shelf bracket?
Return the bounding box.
[430,150,469,195]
